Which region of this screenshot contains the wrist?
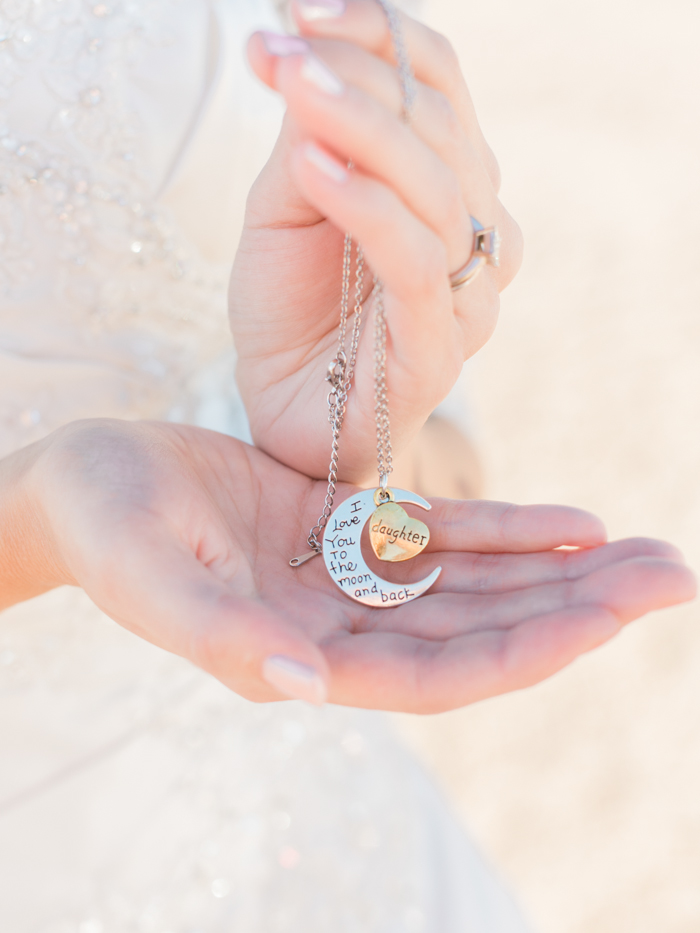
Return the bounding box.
[0,434,75,611]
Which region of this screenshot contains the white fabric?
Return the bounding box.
[0,0,528,929]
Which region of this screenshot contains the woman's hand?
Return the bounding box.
[230,0,523,483]
[3,420,694,713]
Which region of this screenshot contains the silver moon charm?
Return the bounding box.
[323,488,442,608]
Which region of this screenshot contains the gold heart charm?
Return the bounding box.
[369,501,430,563]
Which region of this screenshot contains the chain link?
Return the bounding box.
[374,0,417,123]
[372,280,393,494]
[293,0,411,563]
[306,237,365,552]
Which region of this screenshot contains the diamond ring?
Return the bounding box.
[450,217,501,291]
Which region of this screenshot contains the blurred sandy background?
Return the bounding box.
[393,1,700,931]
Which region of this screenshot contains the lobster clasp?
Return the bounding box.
[325,350,347,389]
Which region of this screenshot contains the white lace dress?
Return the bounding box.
[0,1,530,929]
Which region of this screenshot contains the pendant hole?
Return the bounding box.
[373,487,395,506]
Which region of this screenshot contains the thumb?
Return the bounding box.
[193,591,330,706]
[88,534,329,706]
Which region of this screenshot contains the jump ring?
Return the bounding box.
[450,217,501,291]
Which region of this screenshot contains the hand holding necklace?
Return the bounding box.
[231,0,522,482]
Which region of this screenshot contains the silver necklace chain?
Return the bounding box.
[304,234,366,554]
[375,0,417,124]
[372,281,393,492]
[291,0,412,566]
[301,242,393,561]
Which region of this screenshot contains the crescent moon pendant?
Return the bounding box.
[323,488,442,608]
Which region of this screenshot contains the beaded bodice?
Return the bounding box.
[0,0,283,454]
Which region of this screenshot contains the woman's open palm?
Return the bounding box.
[28,420,696,713]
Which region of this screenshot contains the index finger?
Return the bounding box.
[423,498,608,553]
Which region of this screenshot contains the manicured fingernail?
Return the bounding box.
[301,53,344,96]
[262,655,327,706]
[297,0,346,21]
[302,142,349,183]
[261,31,310,57]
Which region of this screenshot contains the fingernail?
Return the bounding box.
[261,31,310,57]
[262,655,327,706]
[297,0,346,22]
[302,142,349,183]
[301,53,344,96]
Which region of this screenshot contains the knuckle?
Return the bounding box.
[428,29,461,88]
[439,175,465,231]
[496,501,519,547]
[442,169,467,224]
[359,92,393,142]
[486,150,502,193]
[442,99,464,151]
[429,89,464,154]
[497,213,524,287]
[563,549,580,582]
[368,185,400,236]
[457,285,499,358]
[562,579,579,609]
[474,552,500,594]
[411,237,449,299]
